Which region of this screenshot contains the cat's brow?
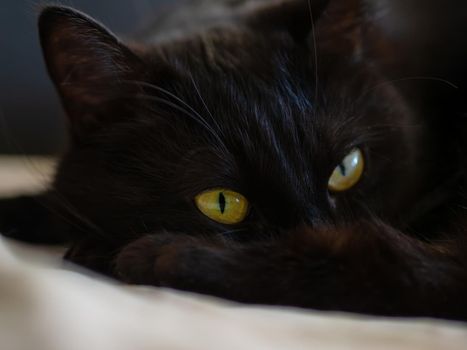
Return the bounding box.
[360,76,459,100]
[122,80,228,151]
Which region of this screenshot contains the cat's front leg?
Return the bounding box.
[0,194,68,244]
[114,224,467,319]
[114,229,399,308]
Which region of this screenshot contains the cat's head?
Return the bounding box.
[39,0,436,243]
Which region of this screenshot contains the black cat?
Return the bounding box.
[2,0,467,320]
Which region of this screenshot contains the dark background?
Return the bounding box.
[0,0,168,155]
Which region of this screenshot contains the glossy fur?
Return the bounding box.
[2,0,467,320]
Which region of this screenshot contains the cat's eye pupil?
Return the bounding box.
[219,192,226,214]
[338,163,347,176]
[195,189,249,224]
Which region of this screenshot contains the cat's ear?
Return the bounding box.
[39,6,144,136]
[245,0,330,42]
[314,0,365,58]
[247,0,367,59]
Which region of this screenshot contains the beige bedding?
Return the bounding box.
[1,156,466,350]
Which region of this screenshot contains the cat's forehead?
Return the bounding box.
[133,25,404,170]
[151,27,307,80]
[138,28,380,145]
[147,31,314,119]
[151,31,312,113]
[145,24,374,105]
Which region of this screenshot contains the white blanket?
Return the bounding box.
[1,157,466,350]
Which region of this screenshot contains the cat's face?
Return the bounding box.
[40,1,429,243]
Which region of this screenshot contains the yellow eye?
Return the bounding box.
[328,148,364,192]
[195,189,249,225]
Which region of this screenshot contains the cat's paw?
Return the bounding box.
[115,233,225,289]
[115,233,229,294]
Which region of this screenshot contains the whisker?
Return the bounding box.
[122,80,228,151]
[125,93,226,147]
[360,76,459,101]
[188,72,225,141]
[125,80,206,124]
[46,190,107,239]
[307,0,319,104]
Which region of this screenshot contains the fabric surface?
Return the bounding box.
[0,156,55,196]
[1,156,467,350]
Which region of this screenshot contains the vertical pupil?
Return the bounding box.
[339,163,347,176]
[219,192,226,214]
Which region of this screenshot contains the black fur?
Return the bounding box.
[2,0,467,320]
